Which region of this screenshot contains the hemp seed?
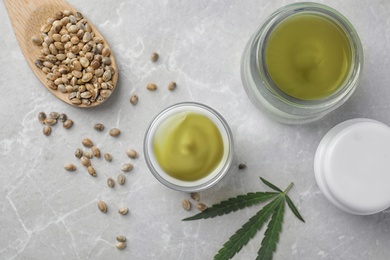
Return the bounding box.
[146,83,157,91]
[80,156,91,167]
[126,149,137,159]
[121,163,133,172]
[104,153,112,162]
[116,242,126,250]
[168,81,176,91]
[107,177,115,188]
[82,138,93,147]
[38,112,47,124]
[118,207,129,215]
[97,200,107,213]
[129,94,138,105]
[182,199,191,211]
[109,128,120,137]
[64,164,76,171]
[63,119,73,129]
[74,148,83,158]
[92,146,101,158]
[190,192,200,201]
[93,123,105,132]
[87,166,96,177]
[117,174,125,185]
[150,52,159,62]
[116,236,126,242]
[195,203,208,212]
[43,125,51,136]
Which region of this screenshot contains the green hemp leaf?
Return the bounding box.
[183,177,305,260]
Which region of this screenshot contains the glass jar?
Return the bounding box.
[144,102,234,192]
[241,2,363,124]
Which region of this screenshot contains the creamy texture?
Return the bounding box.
[153,112,224,181]
[265,14,352,100]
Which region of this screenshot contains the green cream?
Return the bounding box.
[153,112,224,181]
[265,14,352,100]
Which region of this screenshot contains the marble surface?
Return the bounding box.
[1,0,390,259]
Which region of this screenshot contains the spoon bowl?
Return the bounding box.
[4,0,118,107]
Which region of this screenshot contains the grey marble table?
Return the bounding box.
[1,0,390,259]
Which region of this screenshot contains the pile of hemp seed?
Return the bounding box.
[32,10,115,106]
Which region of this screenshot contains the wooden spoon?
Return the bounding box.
[4,0,119,108]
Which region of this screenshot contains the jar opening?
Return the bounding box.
[241,2,363,123]
[262,11,354,102]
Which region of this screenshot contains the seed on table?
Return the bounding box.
[38,112,47,123]
[190,192,200,201]
[74,148,83,158]
[44,117,57,126]
[117,174,125,185]
[97,200,107,213]
[118,207,129,215]
[63,119,73,129]
[150,52,159,62]
[121,163,133,172]
[104,153,112,162]
[116,236,126,242]
[92,146,101,158]
[64,164,76,171]
[43,125,51,136]
[107,177,115,188]
[42,125,52,136]
[58,113,67,122]
[84,151,93,159]
[182,199,191,211]
[109,128,120,137]
[126,149,137,159]
[88,166,96,177]
[49,111,60,119]
[195,203,208,212]
[168,82,176,91]
[93,123,104,132]
[238,163,247,170]
[129,94,138,105]
[146,83,157,91]
[82,138,93,147]
[81,156,91,167]
[116,242,126,250]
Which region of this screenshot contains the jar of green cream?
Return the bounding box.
[144,102,234,192]
[241,2,363,123]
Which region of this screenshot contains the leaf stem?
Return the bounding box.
[283,182,294,194]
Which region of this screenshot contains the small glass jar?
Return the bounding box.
[144,102,234,192]
[314,119,390,215]
[241,2,363,124]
